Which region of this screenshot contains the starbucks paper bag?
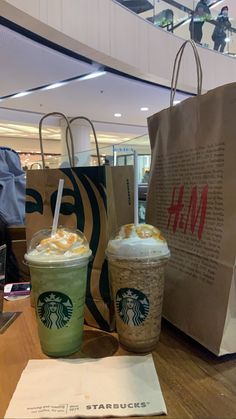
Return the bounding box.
[26,166,134,331]
[5,355,167,418]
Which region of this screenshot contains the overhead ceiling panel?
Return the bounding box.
[0,19,191,132]
[0,25,94,97]
[1,71,190,126]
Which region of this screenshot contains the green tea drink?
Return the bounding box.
[107,224,170,353]
[25,228,91,357]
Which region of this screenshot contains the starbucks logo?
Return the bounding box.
[37,292,73,329]
[116,288,149,326]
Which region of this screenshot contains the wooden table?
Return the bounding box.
[1,298,236,419]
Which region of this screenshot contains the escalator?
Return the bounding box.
[114,0,236,55]
[115,0,153,14]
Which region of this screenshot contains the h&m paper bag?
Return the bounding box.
[146,41,236,355]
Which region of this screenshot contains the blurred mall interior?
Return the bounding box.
[1,0,235,178]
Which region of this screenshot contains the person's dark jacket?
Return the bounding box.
[212,14,231,41]
[0,217,20,283]
[192,1,211,23]
[0,147,25,283]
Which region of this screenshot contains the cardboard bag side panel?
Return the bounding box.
[220,267,236,355]
[146,82,236,355]
[106,165,134,238]
[26,166,134,331]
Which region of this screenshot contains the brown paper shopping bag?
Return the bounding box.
[26,114,134,331]
[146,40,236,355]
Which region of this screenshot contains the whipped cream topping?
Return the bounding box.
[25,228,91,264]
[107,223,170,259]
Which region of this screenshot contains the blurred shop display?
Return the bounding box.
[18,152,61,169]
[11,133,151,179]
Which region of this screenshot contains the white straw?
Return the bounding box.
[134,150,139,226]
[51,179,64,236]
[114,151,117,166]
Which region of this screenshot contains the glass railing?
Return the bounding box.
[70,134,151,224]
[113,0,236,56]
[60,133,151,184]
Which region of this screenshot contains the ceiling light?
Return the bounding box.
[12,91,32,98]
[79,71,106,81]
[140,107,149,111]
[173,100,181,105]
[44,82,67,90]
[114,113,122,118]
[0,70,107,101]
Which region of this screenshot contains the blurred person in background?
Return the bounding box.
[212,6,231,53]
[0,147,25,282]
[189,0,211,44]
[0,147,25,226]
[142,170,150,184]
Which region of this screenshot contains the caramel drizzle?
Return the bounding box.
[121,224,165,241]
[40,230,83,251]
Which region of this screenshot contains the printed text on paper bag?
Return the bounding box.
[152,143,224,285]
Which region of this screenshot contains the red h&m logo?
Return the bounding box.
[167,185,208,240]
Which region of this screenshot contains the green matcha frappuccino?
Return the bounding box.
[25,227,91,357]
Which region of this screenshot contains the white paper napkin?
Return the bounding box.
[5,355,167,418]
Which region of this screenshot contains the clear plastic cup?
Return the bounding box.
[106,224,170,353]
[25,228,91,357]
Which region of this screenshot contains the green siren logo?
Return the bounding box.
[37,292,73,329]
[116,288,149,326]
